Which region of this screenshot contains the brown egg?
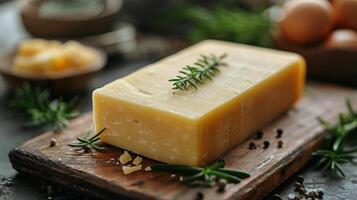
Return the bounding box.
[281,0,334,44]
[325,29,357,48]
[332,0,357,30]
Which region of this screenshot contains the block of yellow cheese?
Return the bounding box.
[93,40,305,166]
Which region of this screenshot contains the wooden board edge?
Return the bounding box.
[8,128,326,200]
[8,148,154,200]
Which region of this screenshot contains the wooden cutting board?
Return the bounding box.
[9,82,357,200]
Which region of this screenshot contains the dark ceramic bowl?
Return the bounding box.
[19,0,122,38]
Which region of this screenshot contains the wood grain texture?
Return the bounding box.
[8,83,357,200]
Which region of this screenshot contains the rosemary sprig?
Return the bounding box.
[169,54,227,91]
[156,5,273,47]
[313,99,357,177]
[68,128,107,151]
[9,84,79,132]
[151,159,250,186]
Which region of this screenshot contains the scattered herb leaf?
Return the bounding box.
[9,84,79,132]
[151,159,250,187]
[68,128,107,151]
[169,53,227,91]
[313,99,357,177]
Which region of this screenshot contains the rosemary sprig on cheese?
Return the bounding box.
[151,159,249,186]
[68,128,107,151]
[9,83,79,132]
[313,99,357,177]
[169,53,227,91]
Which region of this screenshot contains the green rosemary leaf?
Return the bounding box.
[321,159,333,173]
[217,168,251,178]
[313,150,335,156]
[90,143,107,150]
[9,83,79,132]
[334,163,346,177]
[209,170,241,183]
[69,143,86,147]
[315,157,328,169]
[76,137,90,144]
[344,121,357,133]
[346,99,355,119]
[207,159,225,170]
[333,135,345,152]
[169,53,227,91]
[343,146,357,154]
[181,172,205,184]
[88,128,107,142]
[68,128,107,151]
[317,117,335,131]
[314,99,357,177]
[156,5,273,47]
[339,113,346,125]
[338,154,355,160]
[330,160,336,170]
[335,158,351,164]
[151,159,249,187]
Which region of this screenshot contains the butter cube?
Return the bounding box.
[93,40,305,166]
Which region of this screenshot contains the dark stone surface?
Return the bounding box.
[0,1,356,200]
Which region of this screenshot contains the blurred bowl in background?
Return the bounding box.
[272,29,357,86]
[0,44,107,96]
[80,23,137,57]
[19,0,122,38]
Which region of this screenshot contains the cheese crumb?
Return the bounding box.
[122,165,142,175]
[119,151,132,164]
[132,156,142,165]
[144,166,152,171]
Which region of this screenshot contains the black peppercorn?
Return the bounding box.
[263,141,270,149]
[276,129,283,138]
[294,182,302,188]
[277,140,284,148]
[195,191,204,200]
[49,139,57,147]
[216,180,226,193]
[249,142,257,149]
[298,187,306,195]
[308,191,319,198]
[294,195,301,200]
[255,130,264,139]
[296,175,304,184]
[83,147,90,153]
